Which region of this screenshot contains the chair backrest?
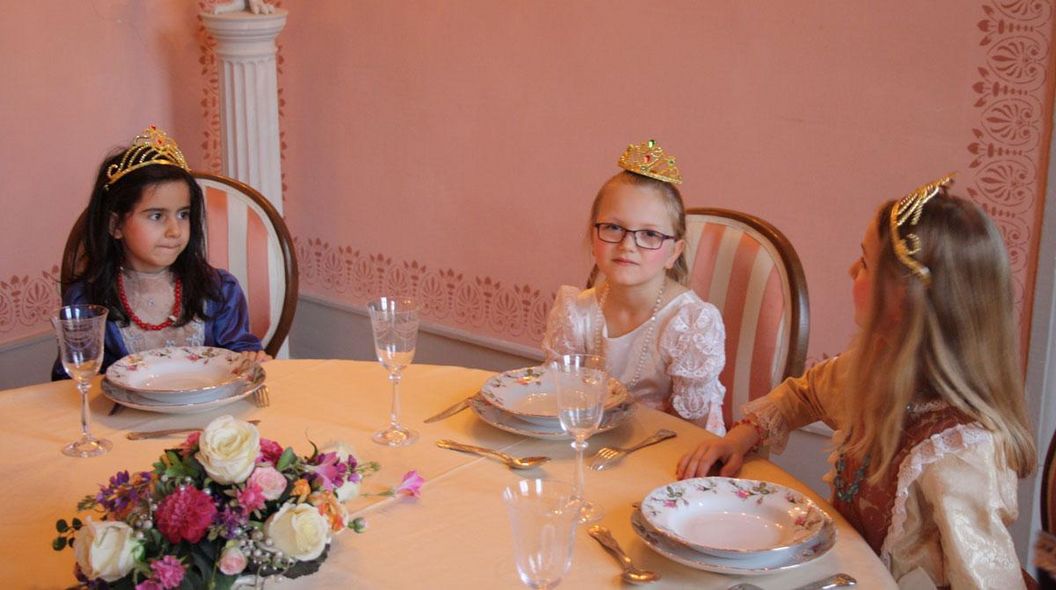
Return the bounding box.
[586,207,809,428]
[60,172,297,357]
[1042,427,1056,533]
[682,208,808,427]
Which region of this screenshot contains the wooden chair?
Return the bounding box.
[588,207,809,428]
[60,172,298,357]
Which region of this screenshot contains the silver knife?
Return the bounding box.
[127,419,261,440]
[423,395,478,423]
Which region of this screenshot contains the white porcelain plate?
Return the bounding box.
[101,364,265,414]
[468,396,635,440]
[106,346,254,403]
[641,477,831,559]
[631,506,835,576]
[479,365,629,421]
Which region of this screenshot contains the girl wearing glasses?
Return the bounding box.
[542,140,728,434]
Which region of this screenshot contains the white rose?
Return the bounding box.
[321,441,361,502]
[73,519,140,582]
[196,415,260,484]
[264,502,331,561]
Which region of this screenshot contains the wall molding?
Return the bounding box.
[299,292,544,361]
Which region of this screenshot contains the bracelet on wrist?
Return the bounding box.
[732,418,765,454]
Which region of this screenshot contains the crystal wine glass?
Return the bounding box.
[503,479,578,589]
[52,304,112,458]
[552,353,607,523]
[368,296,419,447]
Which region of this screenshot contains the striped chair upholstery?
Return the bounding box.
[60,173,297,357]
[194,173,297,357]
[683,208,808,427]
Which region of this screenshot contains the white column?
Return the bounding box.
[200,9,288,213]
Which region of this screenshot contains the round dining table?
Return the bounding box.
[1,359,896,589]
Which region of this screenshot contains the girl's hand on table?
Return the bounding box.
[676,424,760,479]
[241,350,272,364]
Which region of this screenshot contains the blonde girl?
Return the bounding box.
[542,140,727,434]
[677,176,1035,588]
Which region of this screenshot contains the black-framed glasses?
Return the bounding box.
[593,222,675,250]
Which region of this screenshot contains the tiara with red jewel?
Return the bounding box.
[105,125,190,188]
[617,139,682,185]
[889,173,955,285]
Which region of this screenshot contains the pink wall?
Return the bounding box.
[0,1,220,343]
[281,1,1055,360]
[1,1,1052,368]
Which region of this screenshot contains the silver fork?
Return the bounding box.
[591,429,677,471]
[253,385,270,408]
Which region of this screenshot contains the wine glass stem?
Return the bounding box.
[388,371,403,429]
[77,380,91,439]
[572,437,587,503]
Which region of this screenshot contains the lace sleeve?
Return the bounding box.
[661,299,726,434]
[742,356,846,453]
[541,286,588,361]
[883,425,1023,589]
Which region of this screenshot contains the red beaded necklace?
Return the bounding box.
[117,271,182,331]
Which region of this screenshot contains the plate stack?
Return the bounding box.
[469,366,636,439]
[101,346,265,414]
[632,477,836,576]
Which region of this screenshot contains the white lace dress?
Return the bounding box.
[541,285,727,435]
[741,354,1024,589]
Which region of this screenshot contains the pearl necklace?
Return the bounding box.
[593,279,667,389]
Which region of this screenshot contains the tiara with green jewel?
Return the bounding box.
[617,139,682,185]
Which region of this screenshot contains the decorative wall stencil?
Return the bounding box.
[968,1,1053,314]
[0,267,60,336]
[295,238,552,345]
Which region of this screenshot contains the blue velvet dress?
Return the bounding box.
[51,269,263,380]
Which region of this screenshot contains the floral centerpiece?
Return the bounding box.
[52,415,424,589]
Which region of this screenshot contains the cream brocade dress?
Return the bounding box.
[541,286,727,435]
[742,354,1024,590]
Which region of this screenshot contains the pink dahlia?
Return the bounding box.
[156,486,217,544]
[258,438,284,465]
[237,482,266,513]
[150,555,185,589]
[179,432,200,458]
[135,581,163,590]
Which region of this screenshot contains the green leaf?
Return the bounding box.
[276,447,296,471]
[52,537,67,551]
[56,519,68,533]
[71,518,82,529]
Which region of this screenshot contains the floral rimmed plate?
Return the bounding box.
[468,396,635,440]
[640,477,831,559]
[479,365,630,421]
[101,364,265,414]
[630,505,836,576]
[106,346,255,402]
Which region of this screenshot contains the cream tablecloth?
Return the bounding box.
[0,360,895,589]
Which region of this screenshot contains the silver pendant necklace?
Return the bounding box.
[593,279,667,389]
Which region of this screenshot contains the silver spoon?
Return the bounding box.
[434,439,550,469]
[728,573,857,590]
[587,524,661,584]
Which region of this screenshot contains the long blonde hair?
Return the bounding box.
[588,171,689,285]
[843,192,1035,482]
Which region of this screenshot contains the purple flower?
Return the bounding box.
[308,452,350,491]
[394,470,425,498]
[95,470,153,518]
[215,506,249,540]
[150,555,185,589]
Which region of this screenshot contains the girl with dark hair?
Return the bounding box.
[542,140,727,434]
[52,125,266,380]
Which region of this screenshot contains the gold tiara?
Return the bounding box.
[106,125,190,188]
[889,173,955,285]
[617,139,682,185]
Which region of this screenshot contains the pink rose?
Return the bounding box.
[248,466,289,501]
[218,546,247,576]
